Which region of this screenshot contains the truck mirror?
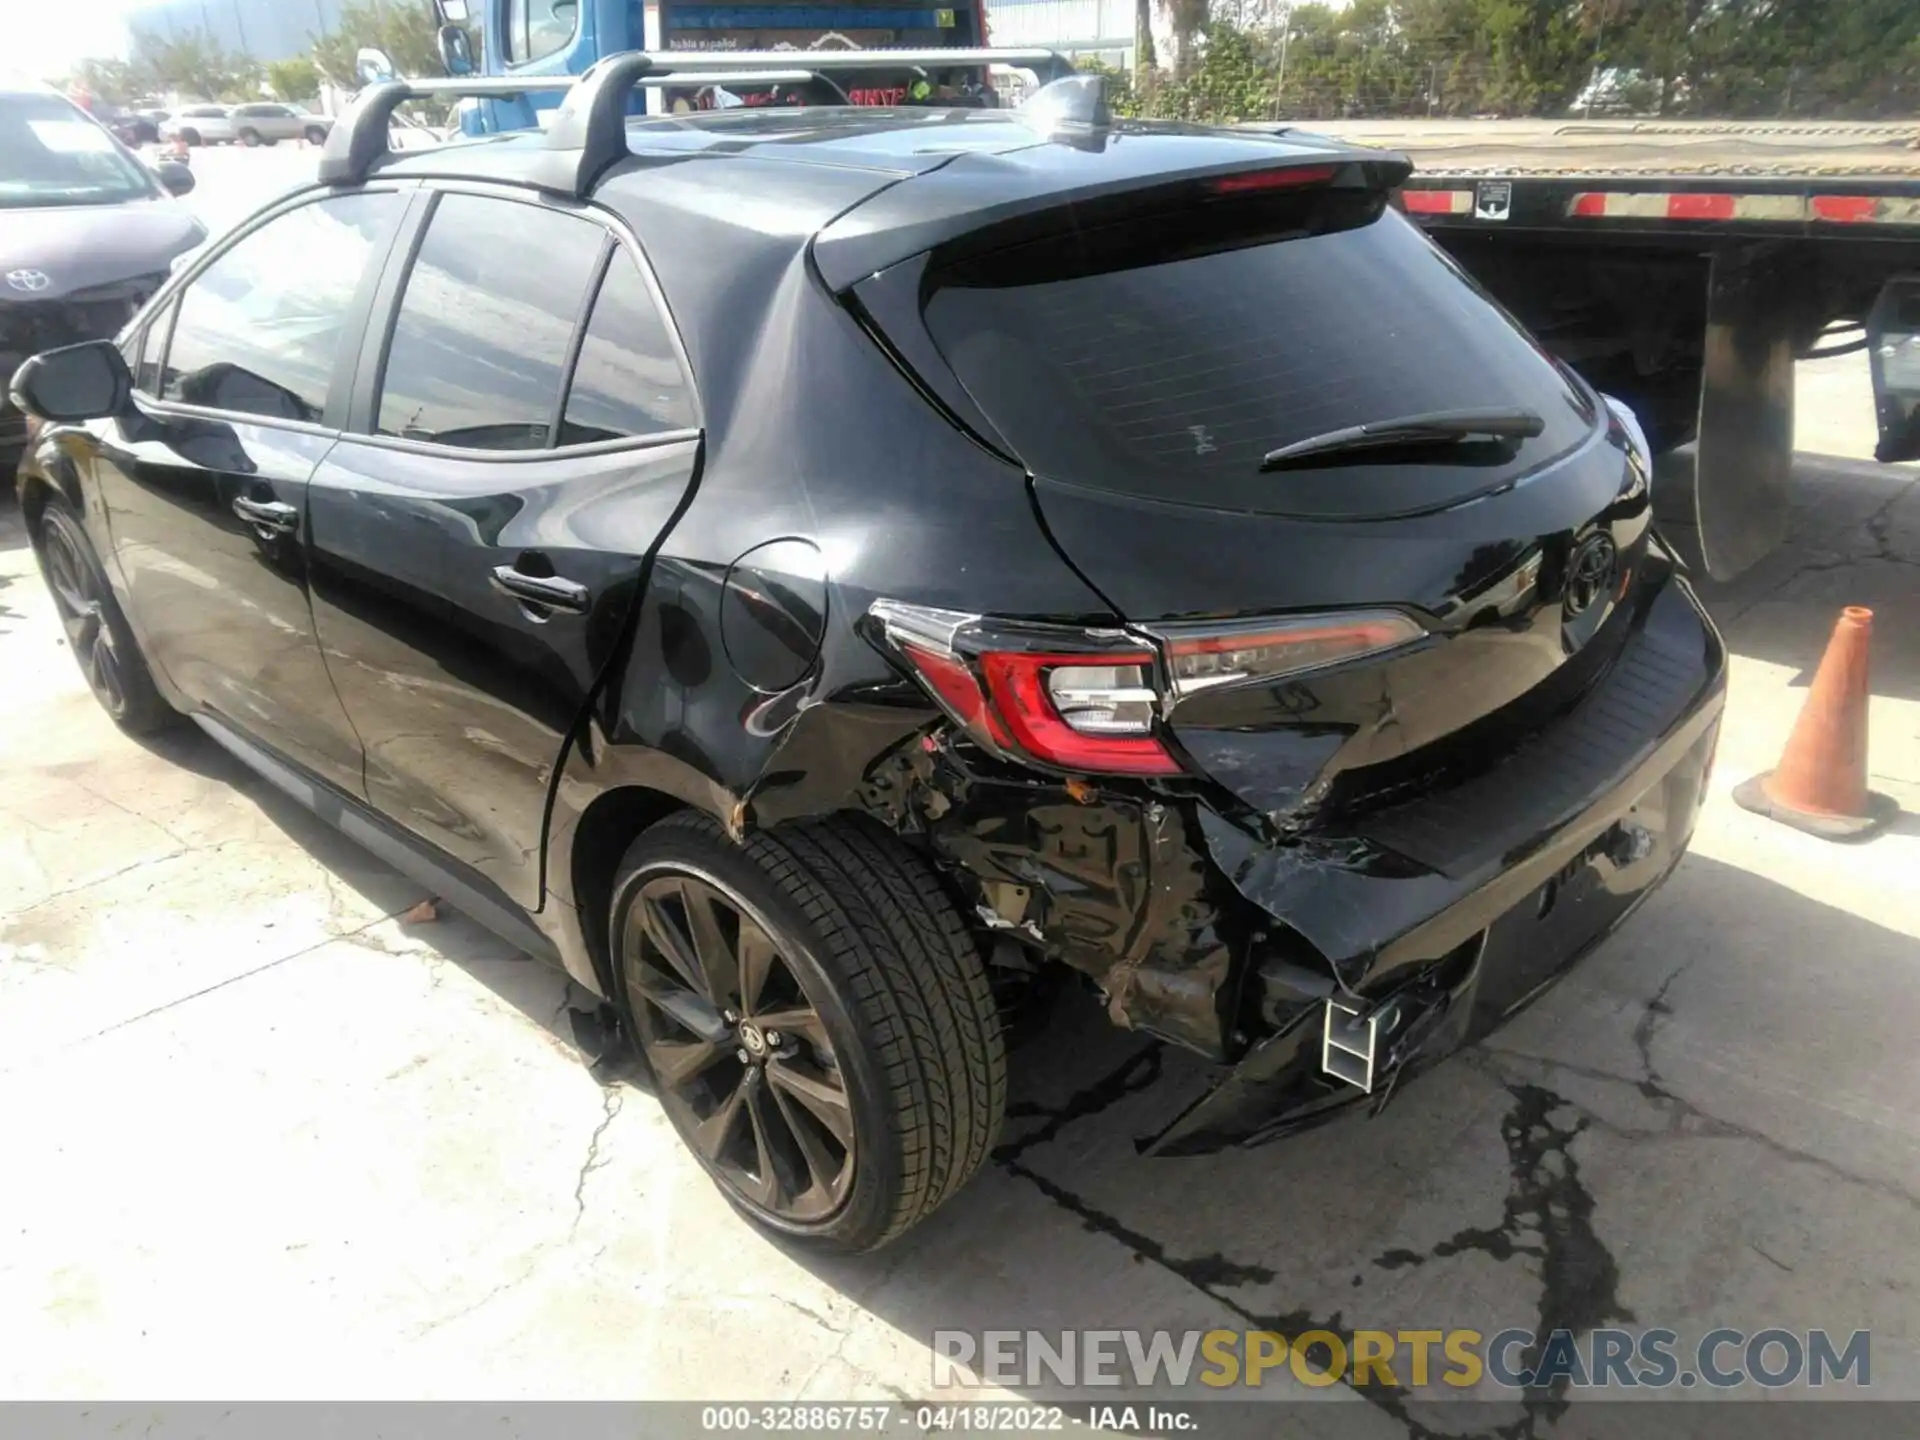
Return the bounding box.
[435,0,470,21]
[437,25,475,77]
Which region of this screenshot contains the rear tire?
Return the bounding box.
[239,128,262,147]
[610,812,1005,1252]
[33,499,177,735]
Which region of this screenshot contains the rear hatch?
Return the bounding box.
[842,151,1656,825]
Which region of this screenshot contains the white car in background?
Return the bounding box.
[159,105,234,146]
[228,101,334,146]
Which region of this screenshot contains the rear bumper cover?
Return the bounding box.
[1149,574,1725,1153]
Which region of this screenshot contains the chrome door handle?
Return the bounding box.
[490,565,590,615]
[232,495,299,535]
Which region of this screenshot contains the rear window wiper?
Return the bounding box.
[1259,407,1546,471]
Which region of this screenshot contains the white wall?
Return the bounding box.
[986,0,1135,58]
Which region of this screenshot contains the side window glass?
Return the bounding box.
[507,0,578,64]
[561,249,694,444]
[375,193,603,450]
[163,191,405,421]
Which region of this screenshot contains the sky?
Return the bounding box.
[14,0,135,78]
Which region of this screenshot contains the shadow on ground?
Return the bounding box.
[1657,448,1920,700]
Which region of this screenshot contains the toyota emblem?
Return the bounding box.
[5,269,51,293]
[1564,533,1618,618]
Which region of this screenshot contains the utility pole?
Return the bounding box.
[1273,0,1293,118]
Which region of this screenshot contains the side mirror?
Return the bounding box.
[8,341,132,424]
[437,24,474,77]
[356,46,398,87]
[156,160,195,197]
[435,0,471,21]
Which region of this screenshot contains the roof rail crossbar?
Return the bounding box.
[320,47,1079,196]
[319,66,818,189]
[537,47,1076,197]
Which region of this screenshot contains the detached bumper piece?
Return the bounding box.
[1147,577,1725,1156]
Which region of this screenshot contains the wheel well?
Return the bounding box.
[570,785,688,993]
[18,476,53,542]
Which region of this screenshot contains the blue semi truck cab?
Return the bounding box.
[431,0,1001,133]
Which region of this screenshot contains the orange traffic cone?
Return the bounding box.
[1734,605,1896,839]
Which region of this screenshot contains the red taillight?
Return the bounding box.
[976,651,1181,777]
[885,613,1181,777]
[900,643,1010,749]
[1155,610,1425,697]
[875,600,1422,778]
[1208,164,1339,195]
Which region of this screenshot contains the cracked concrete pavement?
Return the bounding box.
[3,185,1918,1422]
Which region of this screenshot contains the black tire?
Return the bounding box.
[33,499,177,735]
[610,811,1005,1252]
[178,128,200,146]
[239,128,262,147]
[304,125,328,146]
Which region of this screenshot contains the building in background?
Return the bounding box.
[125,0,351,62]
[985,0,1132,69]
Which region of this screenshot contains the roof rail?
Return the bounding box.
[318,65,821,190]
[318,47,1080,197]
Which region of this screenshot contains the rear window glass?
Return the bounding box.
[920,194,1594,514]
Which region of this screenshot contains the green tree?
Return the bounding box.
[66,57,142,105]
[265,56,323,103]
[127,26,259,101]
[310,0,445,88]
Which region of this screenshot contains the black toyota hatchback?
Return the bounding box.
[11,55,1725,1252]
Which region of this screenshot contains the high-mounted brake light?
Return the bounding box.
[871,602,1181,777]
[1208,164,1339,195]
[1152,611,1424,698]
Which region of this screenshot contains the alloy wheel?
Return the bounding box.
[41,518,127,719]
[623,871,856,1223]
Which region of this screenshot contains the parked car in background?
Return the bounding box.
[160,105,234,146]
[1,80,201,471]
[230,102,333,147]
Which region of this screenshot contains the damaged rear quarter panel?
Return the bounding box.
[861,740,1244,1060]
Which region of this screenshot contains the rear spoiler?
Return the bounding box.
[812,144,1413,293]
[318,47,1081,197]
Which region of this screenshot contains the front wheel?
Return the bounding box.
[34,500,177,734]
[177,128,200,146]
[610,813,1005,1251]
[238,128,262,147]
[304,125,328,146]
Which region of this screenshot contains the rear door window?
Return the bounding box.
[918,192,1595,517]
[163,191,405,421]
[374,193,604,450]
[559,248,694,444]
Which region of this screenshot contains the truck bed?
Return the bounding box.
[1280,118,1920,178]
